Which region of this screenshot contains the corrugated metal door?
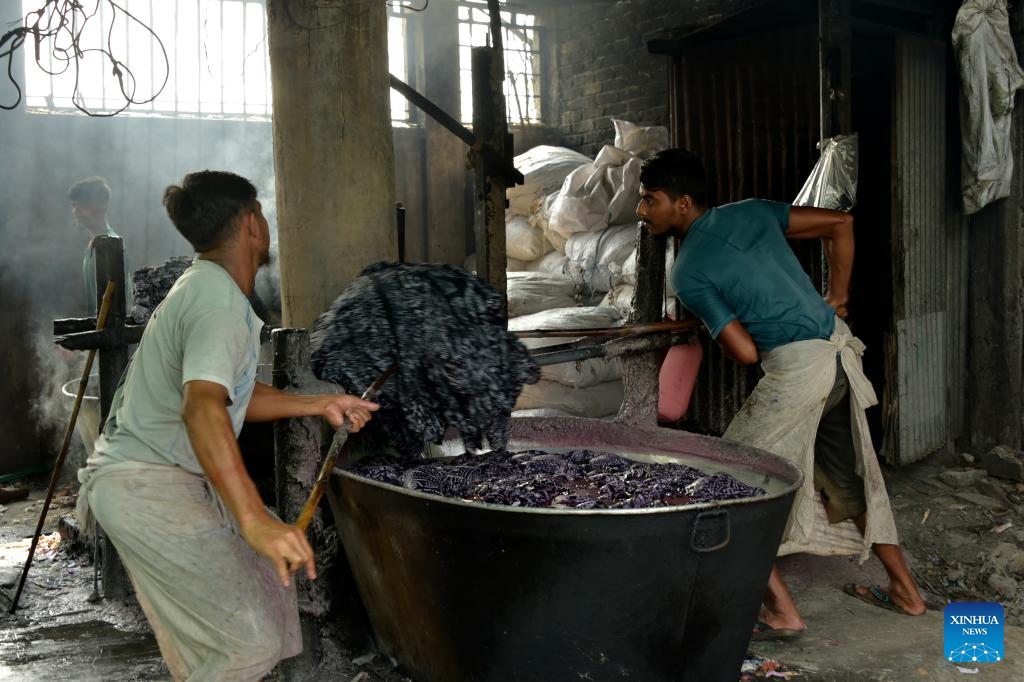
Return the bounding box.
[886,35,952,464]
[671,27,821,435]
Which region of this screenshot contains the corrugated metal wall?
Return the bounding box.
[887,35,964,464]
[671,28,821,435]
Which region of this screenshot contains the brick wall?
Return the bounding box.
[537,0,761,156]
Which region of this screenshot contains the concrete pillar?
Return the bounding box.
[267,1,397,329]
[421,0,469,265]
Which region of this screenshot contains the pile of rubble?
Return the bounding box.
[891,444,1024,624]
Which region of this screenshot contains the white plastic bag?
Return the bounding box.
[793,134,859,212]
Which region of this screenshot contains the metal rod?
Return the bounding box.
[54,325,146,351]
[514,320,699,339]
[9,281,116,614]
[389,74,475,147]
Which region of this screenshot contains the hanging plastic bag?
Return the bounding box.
[793,134,859,212]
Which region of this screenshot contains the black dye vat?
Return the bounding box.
[329,417,803,682]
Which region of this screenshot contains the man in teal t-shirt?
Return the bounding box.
[67,176,135,315]
[637,149,925,639]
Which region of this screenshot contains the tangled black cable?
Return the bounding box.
[1,0,169,116]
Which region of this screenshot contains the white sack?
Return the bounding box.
[506,271,577,317]
[515,379,623,418]
[506,213,548,261]
[564,223,638,294]
[953,0,1024,215]
[613,119,670,159]
[600,283,635,317]
[525,251,568,275]
[619,247,638,285]
[507,257,527,271]
[509,306,623,388]
[507,145,592,216]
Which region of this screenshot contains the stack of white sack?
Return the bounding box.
[505,146,591,267]
[503,123,670,265]
[510,306,624,418]
[545,145,642,247]
[533,120,669,256]
[600,246,679,317]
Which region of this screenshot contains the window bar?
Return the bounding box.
[219,0,224,114]
[174,0,180,114]
[149,0,155,112]
[241,0,247,116]
[99,0,107,110]
[196,0,202,113]
[263,1,271,117]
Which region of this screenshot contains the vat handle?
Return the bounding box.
[690,509,730,553]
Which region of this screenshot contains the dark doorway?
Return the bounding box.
[848,29,895,451]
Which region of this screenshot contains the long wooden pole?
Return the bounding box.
[8,281,116,613]
[294,362,398,534]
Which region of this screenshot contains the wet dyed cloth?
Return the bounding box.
[131,255,193,323]
[723,317,899,562]
[351,449,765,509]
[77,462,301,682]
[310,262,540,457]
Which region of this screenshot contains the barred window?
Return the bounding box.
[22,0,272,119]
[21,0,415,123]
[458,0,541,125]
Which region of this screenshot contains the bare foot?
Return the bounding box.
[759,608,807,632]
[844,583,925,616]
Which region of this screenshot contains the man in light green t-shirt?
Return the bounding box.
[78,171,378,680]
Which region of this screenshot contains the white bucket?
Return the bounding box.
[61,375,101,458]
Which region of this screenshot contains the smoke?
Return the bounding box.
[27,327,90,480]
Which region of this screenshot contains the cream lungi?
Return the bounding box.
[723,317,899,562]
[77,461,301,681]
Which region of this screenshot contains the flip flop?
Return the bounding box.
[843,583,917,615]
[750,620,804,641]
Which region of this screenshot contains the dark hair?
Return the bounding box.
[639,149,709,207]
[163,171,257,252]
[67,176,111,205]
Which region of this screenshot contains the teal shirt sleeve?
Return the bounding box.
[676,275,736,339]
[758,199,791,233]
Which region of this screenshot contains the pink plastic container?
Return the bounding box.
[658,342,703,422]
